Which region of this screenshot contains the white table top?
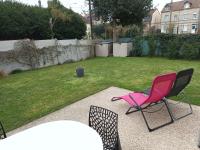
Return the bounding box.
[0,120,103,150]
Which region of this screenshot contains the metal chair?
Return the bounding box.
[144,68,194,120]
[0,121,6,139]
[165,68,194,120]
[112,73,176,132]
[89,105,121,150]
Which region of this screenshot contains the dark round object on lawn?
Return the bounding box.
[76,68,84,77]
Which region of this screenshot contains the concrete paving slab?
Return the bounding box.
[7,87,200,150]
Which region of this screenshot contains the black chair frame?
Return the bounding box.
[112,95,174,132]
[0,121,6,139]
[89,105,121,150]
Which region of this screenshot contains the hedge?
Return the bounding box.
[132,34,200,60]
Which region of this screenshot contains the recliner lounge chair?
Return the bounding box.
[144,68,194,121]
[111,73,176,132]
[163,68,194,120]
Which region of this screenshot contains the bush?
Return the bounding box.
[148,36,157,56]
[132,34,200,60]
[180,43,199,60]
[93,24,106,39]
[0,70,7,78]
[10,69,23,74]
[131,36,143,56]
[166,38,182,59]
[0,1,86,40]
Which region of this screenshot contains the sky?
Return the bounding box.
[15,0,181,15]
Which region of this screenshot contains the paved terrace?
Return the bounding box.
[8,87,200,150]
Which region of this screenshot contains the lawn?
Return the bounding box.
[0,57,200,131]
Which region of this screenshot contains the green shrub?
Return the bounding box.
[131,34,200,60]
[93,24,106,39]
[0,1,86,40]
[166,38,182,59]
[131,36,143,56]
[180,43,199,60]
[148,36,157,56]
[10,69,23,74]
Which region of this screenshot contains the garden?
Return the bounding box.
[0,57,200,131]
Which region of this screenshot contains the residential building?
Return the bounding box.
[143,9,161,34]
[161,0,200,34]
[83,14,102,39]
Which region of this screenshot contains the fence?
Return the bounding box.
[0,39,94,74]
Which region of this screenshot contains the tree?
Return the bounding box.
[91,0,152,41]
[48,0,86,39]
[48,0,70,38]
[0,0,86,40]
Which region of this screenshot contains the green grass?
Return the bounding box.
[0,57,200,131]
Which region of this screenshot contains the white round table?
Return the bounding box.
[0,120,103,150]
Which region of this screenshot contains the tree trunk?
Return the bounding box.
[112,25,119,42]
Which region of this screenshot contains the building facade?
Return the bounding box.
[143,9,161,34]
[161,0,200,34]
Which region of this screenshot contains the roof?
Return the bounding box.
[143,9,157,22]
[162,0,200,13]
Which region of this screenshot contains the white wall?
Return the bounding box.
[0,40,19,52]
[0,39,94,74]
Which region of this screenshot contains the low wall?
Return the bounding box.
[0,39,94,74]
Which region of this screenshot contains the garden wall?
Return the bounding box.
[0,39,94,74]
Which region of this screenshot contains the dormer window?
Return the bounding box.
[165,5,170,11]
[184,2,191,9]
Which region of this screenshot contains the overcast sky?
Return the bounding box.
[15,0,181,15]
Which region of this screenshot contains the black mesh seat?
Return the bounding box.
[89,105,121,150]
[0,121,6,139]
[167,68,193,97]
[165,68,194,120]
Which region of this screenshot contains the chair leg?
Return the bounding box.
[116,136,122,150]
[140,100,174,132]
[125,104,154,115]
[126,106,140,114]
[111,97,122,101]
[166,100,193,121]
[0,122,6,139]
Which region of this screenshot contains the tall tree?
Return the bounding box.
[0,0,86,40]
[91,0,152,41]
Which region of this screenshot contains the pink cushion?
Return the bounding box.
[120,92,149,107]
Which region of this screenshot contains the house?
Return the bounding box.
[82,14,102,39]
[161,0,200,34]
[143,9,161,34]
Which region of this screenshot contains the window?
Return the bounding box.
[161,25,167,33]
[173,25,178,34]
[183,13,188,20]
[183,24,188,32]
[193,13,198,19]
[184,3,191,9]
[192,24,197,30]
[164,15,169,21]
[174,15,178,21]
[191,24,197,33]
[165,5,170,11]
